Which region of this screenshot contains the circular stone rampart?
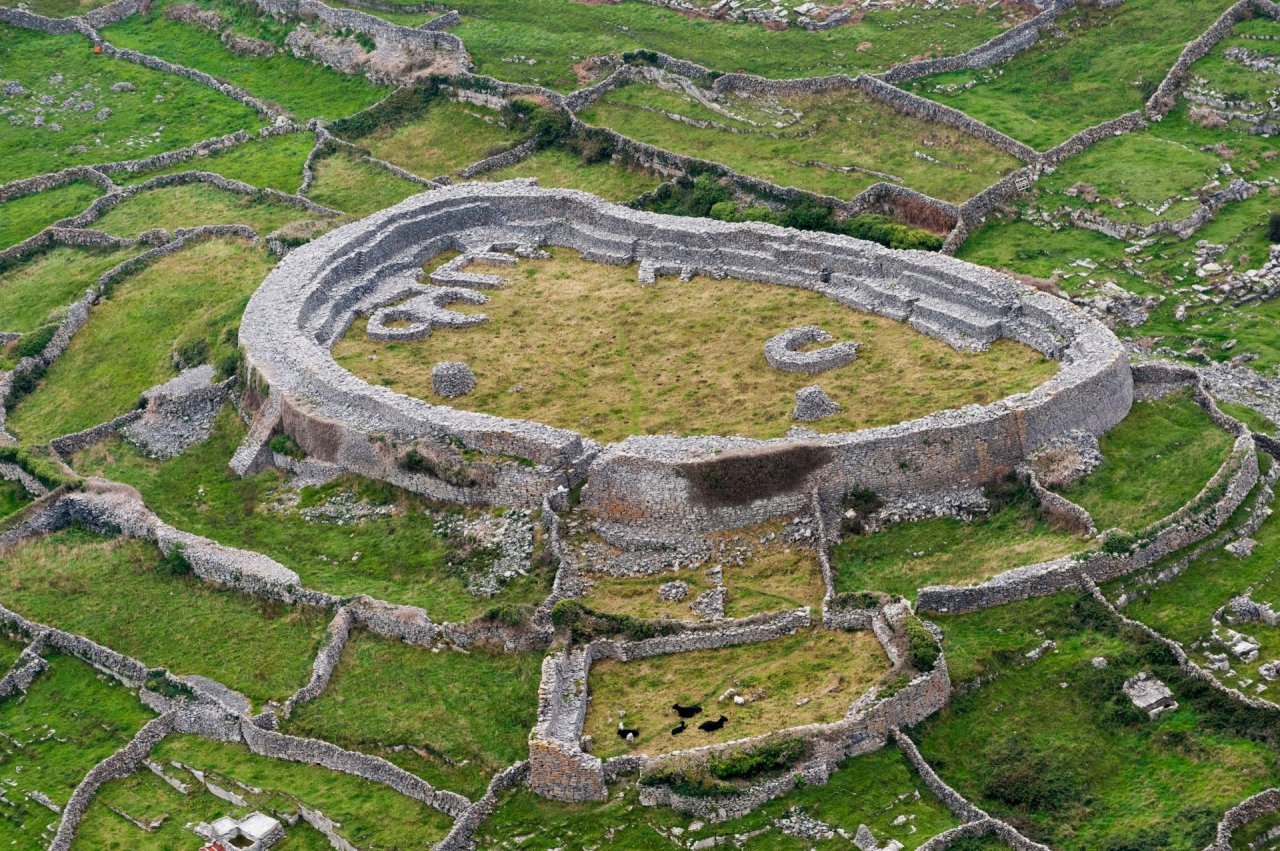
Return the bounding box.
[237,182,1133,530]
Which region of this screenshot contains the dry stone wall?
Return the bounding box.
[237,183,1131,537]
[880,0,1084,84]
[528,605,951,808]
[918,369,1257,614]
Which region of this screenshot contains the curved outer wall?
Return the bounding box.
[237,182,1132,532]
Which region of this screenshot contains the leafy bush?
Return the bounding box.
[840,487,884,535]
[483,602,533,627]
[1269,210,1280,243]
[214,347,243,381]
[830,591,880,611]
[639,737,805,797]
[622,49,660,66]
[268,432,305,460]
[707,736,804,781]
[984,471,1037,514]
[640,175,733,218]
[156,545,194,577]
[330,78,443,139]
[12,324,57,361]
[903,616,940,672]
[144,668,195,700]
[550,600,680,644]
[6,363,45,406]
[980,736,1083,811]
[0,444,75,490]
[172,336,209,370]
[1101,531,1137,555]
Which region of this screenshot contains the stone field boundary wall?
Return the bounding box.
[1203,787,1280,851]
[527,603,950,809]
[0,567,475,847]
[916,364,1259,615]
[235,182,1132,537]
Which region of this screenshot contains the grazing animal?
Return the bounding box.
[672,702,703,719]
[617,722,640,740]
[698,715,728,732]
[671,720,686,736]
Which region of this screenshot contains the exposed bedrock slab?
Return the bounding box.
[236,182,1133,530]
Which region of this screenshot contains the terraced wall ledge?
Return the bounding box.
[236,183,1131,535]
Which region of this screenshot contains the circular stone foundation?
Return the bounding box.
[236,182,1133,535]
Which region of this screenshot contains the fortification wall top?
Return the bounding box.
[238,182,1131,528]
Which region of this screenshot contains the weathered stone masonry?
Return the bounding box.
[236,182,1133,539]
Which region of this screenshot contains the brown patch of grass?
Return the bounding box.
[333,249,1057,443]
[584,627,889,758]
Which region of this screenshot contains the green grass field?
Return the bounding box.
[1055,390,1234,532]
[580,82,1021,203]
[353,99,525,180]
[832,491,1081,599]
[0,245,137,335]
[921,593,1280,850]
[478,743,963,850]
[910,0,1238,149]
[72,405,555,618]
[0,180,102,249]
[91,183,318,237]
[478,147,663,202]
[102,0,390,120]
[0,0,114,15]
[7,238,272,442]
[1105,470,1280,693]
[285,631,542,798]
[0,25,265,182]
[0,528,328,705]
[0,652,154,847]
[306,150,425,217]
[115,130,314,192]
[452,0,1026,91]
[74,734,455,848]
[584,627,889,758]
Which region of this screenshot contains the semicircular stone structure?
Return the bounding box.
[236,181,1133,535]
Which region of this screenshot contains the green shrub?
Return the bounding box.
[1268,210,1280,243]
[840,487,884,535]
[1101,531,1137,555]
[622,49,660,66]
[706,736,804,781]
[0,444,75,490]
[172,336,210,370]
[330,78,443,140]
[482,602,533,627]
[268,432,305,460]
[984,471,1036,514]
[830,591,880,611]
[903,616,940,672]
[12,324,58,361]
[214,347,243,381]
[638,175,733,218]
[156,545,193,577]
[144,667,196,700]
[980,736,1083,811]
[6,363,46,406]
[550,600,681,644]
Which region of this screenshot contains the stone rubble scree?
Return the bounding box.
[1,0,1280,841]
